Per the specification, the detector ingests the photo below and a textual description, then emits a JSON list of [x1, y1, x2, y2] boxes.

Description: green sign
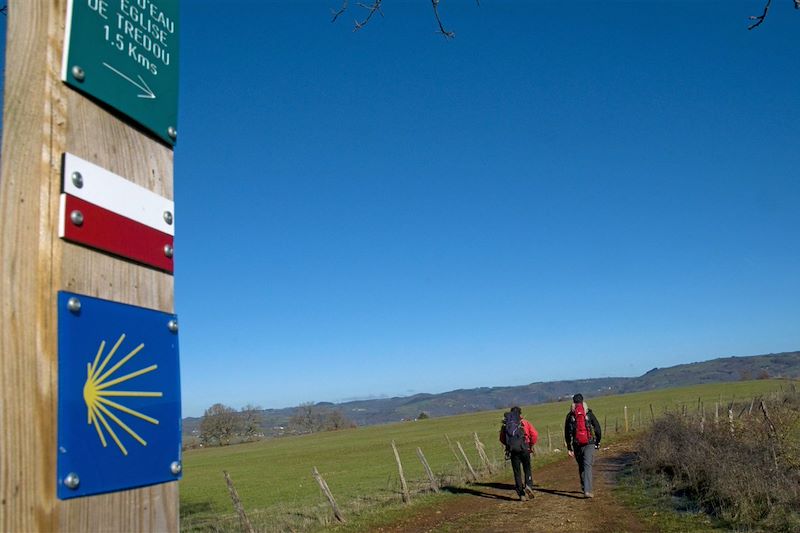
[[62, 0, 179, 146]]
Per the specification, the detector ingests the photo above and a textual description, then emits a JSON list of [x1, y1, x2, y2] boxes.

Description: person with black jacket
[[564, 393, 601, 498]]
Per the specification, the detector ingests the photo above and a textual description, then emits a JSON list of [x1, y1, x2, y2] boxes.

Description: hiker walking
[[499, 406, 538, 501], [564, 393, 602, 498]]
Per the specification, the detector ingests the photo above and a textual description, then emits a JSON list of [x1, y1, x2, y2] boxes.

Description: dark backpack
[[504, 411, 526, 452], [573, 404, 591, 446]]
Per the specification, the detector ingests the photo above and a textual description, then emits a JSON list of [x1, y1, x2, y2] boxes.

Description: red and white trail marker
[[59, 153, 175, 273]]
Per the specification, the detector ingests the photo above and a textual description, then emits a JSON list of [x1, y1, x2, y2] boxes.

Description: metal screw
[[167, 126, 177, 141], [164, 244, 174, 258], [64, 472, 80, 490], [170, 461, 182, 475], [67, 297, 81, 313], [71, 171, 83, 188], [70, 210, 84, 226], [167, 319, 178, 333], [163, 211, 173, 225], [71, 65, 85, 82]]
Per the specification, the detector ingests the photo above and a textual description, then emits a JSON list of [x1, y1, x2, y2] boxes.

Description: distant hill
[[183, 350, 800, 438]]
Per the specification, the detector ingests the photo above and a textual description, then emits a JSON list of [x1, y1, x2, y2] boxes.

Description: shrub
[[635, 388, 800, 531]]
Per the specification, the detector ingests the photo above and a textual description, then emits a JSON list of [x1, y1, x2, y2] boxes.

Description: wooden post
[[547, 426, 552, 452], [391, 440, 411, 504], [715, 402, 719, 426], [758, 402, 779, 471], [728, 408, 734, 435], [0, 2, 177, 531], [312, 467, 346, 523], [624, 406, 629, 432], [473, 432, 494, 474], [223, 471, 255, 533], [615, 417, 619, 433], [456, 441, 479, 481], [445, 433, 464, 470], [416, 447, 439, 493], [649, 404, 655, 425]]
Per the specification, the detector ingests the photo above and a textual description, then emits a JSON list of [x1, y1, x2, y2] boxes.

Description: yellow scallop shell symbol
[[83, 333, 163, 455]]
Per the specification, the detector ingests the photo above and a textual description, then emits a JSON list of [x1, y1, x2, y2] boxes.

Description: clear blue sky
[[171, 1, 800, 417]]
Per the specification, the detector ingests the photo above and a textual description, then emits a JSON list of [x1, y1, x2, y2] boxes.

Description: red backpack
[[573, 403, 590, 446]]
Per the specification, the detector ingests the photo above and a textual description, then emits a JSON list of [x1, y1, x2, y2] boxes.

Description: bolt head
[[170, 461, 182, 475], [64, 472, 80, 489], [163, 211, 173, 225], [70, 210, 84, 226], [71, 171, 83, 188], [167, 126, 177, 140], [163, 244, 174, 258], [67, 297, 81, 313], [71, 65, 85, 82], [167, 319, 178, 333]]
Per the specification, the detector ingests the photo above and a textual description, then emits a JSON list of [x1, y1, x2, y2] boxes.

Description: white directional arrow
[[102, 62, 156, 99]]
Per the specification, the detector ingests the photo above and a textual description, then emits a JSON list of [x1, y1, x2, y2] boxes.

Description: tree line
[[198, 402, 356, 447]]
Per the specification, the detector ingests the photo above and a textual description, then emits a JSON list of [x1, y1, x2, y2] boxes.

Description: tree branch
[[353, 1, 384, 32], [749, 0, 773, 29], [331, 0, 348, 23], [431, 0, 455, 39]]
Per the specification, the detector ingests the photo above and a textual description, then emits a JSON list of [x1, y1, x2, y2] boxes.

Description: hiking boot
[[524, 485, 535, 498], [584, 491, 594, 499], [519, 492, 528, 502]]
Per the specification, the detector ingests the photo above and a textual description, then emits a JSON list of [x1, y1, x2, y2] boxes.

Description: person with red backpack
[[499, 406, 539, 501], [564, 393, 602, 498]]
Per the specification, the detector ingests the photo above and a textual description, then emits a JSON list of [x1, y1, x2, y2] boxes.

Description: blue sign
[[57, 291, 181, 499]]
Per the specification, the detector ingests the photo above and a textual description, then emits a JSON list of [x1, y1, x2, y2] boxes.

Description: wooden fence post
[[624, 406, 629, 432], [444, 434, 463, 468], [547, 426, 552, 452], [0, 2, 179, 531], [758, 401, 779, 471], [312, 467, 346, 523], [391, 440, 411, 504], [649, 404, 655, 425], [473, 432, 494, 474], [417, 447, 439, 492], [223, 471, 255, 533], [456, 441, 479, 481]]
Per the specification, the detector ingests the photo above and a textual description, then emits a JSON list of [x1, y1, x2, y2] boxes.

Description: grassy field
[[180, 379, 795, 531]]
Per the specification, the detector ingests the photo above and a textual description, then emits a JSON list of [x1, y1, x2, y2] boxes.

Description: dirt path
[[375, 441, 648, 533]]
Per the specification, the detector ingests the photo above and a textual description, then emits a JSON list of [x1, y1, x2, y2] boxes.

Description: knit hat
[[572, 393, 584, 404]]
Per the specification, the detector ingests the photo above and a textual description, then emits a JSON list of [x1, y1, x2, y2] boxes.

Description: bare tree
[[324, 409, 356, 430], [199, 403, 241, 446], [290, 402, 322, 433], [240, 404, 263, 441], [290, 402, 355, 433]]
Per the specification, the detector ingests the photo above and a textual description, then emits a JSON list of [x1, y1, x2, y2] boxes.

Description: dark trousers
[[509, 449, 532, 495], [574, 444, 595, 494]]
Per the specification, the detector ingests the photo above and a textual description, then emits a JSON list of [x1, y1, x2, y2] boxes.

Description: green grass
[[180, 379, 794, 531], [614, 471, 730, 533]]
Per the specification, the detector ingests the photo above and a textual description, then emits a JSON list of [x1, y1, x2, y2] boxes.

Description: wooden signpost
[[1, 1, 181, 530]]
